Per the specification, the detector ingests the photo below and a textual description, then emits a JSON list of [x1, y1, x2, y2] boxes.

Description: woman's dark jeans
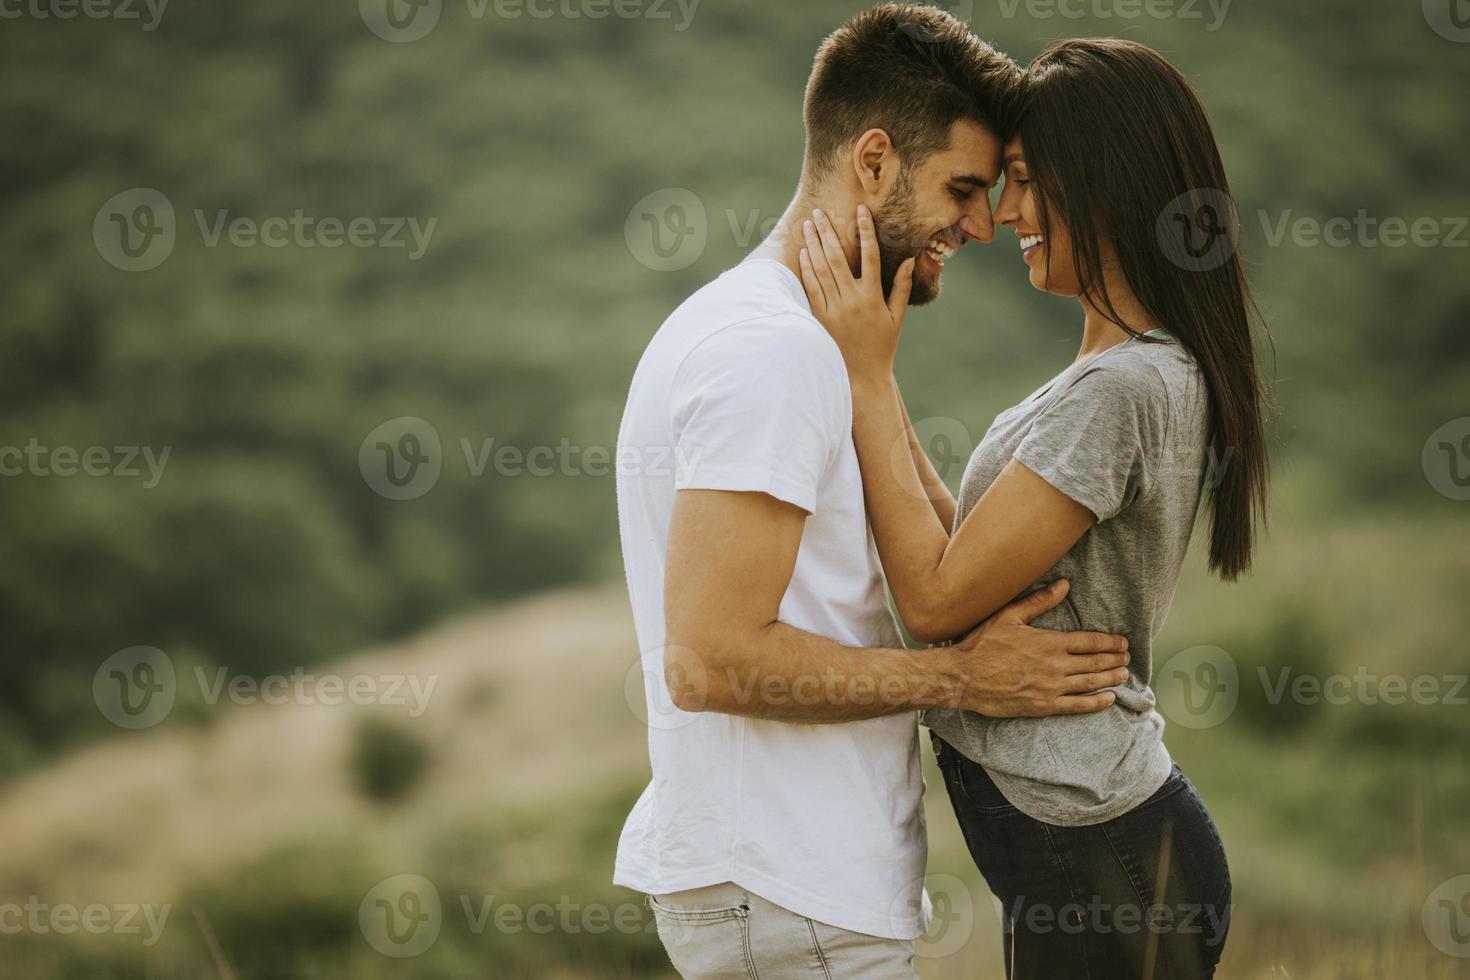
[[933, 735, 1232, 980]]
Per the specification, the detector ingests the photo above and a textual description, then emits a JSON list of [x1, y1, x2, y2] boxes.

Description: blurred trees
[[0, 0, 1465, 767]]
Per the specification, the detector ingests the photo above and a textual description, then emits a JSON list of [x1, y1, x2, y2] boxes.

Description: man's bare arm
[[662, 488, 1129, 723]]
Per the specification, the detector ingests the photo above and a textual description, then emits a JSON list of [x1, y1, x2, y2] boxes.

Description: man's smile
[[923, 225, 966, 268]]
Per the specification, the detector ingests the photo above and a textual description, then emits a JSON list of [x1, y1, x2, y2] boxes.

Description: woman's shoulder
[[1092, 335, 1203, 396], [1072, 335, 1207, 432]]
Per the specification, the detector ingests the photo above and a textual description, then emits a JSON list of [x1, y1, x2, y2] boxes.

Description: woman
[[796, 39, 1267, 979]]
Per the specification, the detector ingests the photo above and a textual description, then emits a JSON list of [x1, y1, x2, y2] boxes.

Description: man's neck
[[746, 190, 861, 282]]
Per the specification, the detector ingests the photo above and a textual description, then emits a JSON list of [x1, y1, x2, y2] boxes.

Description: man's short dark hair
[[802, 4, 1021, 181]]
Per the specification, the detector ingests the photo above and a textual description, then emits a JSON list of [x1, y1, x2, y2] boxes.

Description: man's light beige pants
[[648, 881, 918, 979]]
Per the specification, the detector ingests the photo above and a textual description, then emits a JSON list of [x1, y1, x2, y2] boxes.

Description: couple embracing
[[614, 4, 1267, 977]]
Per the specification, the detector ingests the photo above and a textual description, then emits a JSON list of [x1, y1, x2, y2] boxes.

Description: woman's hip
[[933, 735, 1231, 979]]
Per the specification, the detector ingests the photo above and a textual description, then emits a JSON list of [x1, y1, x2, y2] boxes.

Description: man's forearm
[[669, 620, 964, 723]]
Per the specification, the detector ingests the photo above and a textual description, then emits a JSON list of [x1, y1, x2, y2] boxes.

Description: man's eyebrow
[[950, 174, 993, 189]]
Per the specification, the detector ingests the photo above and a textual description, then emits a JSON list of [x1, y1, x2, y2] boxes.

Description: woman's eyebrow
[[1003, 152, 1026, 166]]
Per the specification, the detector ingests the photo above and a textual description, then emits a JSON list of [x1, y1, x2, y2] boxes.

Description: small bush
[[349, 716, 429, 804]]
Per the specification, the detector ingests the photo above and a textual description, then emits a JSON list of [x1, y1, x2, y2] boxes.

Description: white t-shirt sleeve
[[670, 316, 849, 514]]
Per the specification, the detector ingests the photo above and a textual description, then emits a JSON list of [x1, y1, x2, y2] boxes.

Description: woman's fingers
[[811, 210, 852, 294], [856, 204, 881, 293], [797, 247, 827, 313], [801, 219, 841, 303], [888, 257, 914, 325]]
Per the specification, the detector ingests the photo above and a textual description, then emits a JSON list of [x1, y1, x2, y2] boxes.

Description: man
[[613, 5, 1131, 976]]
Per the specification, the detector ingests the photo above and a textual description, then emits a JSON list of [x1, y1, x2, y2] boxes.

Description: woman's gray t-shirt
[[922, 333, 1210, 826]]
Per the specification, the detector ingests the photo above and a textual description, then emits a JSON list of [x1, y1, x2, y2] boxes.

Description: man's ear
[[851, 128, 899, 198]]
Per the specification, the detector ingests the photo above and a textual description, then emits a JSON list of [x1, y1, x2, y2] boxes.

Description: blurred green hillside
[[1, 0, 1466, 765], [2, 570, 1468, 979]]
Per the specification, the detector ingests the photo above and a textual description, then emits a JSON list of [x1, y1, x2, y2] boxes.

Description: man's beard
[[872, 170, 942, 306]]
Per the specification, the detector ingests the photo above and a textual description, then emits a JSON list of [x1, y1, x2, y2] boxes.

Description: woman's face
[[994, 136, 1083, 298]]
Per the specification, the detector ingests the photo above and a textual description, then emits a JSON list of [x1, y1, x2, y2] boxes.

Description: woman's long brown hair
[[1015, 38, 1270, 580]]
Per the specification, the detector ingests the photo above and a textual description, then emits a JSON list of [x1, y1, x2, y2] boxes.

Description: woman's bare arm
[[894, 382, 958, 531], [799, 206, 1096, 643]]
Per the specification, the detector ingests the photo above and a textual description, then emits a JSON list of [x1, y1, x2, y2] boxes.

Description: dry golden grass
[[1, 579, 1465, 978]]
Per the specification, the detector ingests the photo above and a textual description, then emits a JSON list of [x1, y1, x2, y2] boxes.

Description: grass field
[[2, 501, 1468, 979]]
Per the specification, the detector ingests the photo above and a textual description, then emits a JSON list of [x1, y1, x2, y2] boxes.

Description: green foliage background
[[0, 0, 1468, 976], [3, 0, 1465, 762]]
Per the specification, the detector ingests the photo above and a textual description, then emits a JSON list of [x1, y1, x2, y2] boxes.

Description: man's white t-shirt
[[613, 258, 930, 941]]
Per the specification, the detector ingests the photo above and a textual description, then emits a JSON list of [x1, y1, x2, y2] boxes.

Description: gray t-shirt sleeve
[[1012, 359, 1171, 522]]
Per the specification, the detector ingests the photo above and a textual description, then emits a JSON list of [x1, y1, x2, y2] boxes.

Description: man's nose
[[962, 211, 995, 245]]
